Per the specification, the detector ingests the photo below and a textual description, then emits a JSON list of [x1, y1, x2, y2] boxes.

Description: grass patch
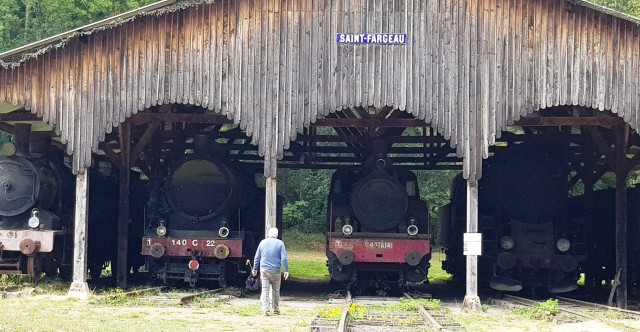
[[317, 306, 342, 320], [367, 298, 442, 312], [283, 231, 329, 281], [428, 249, 452, 284], [514, 299, 560, 321]]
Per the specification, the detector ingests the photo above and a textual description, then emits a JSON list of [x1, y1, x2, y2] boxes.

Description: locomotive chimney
[[193, 134, 212, 155], [29, 133, 51, 157], [14, 123, 31, 157]]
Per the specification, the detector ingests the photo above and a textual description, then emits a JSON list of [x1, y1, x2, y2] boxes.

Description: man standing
[[252, 227, 290, 316]]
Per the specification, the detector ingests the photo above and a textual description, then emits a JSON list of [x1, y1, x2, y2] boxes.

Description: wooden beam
[[312, 117, 429, 128], [131, 113, 232, 125], [624, 150, 640, 174], [67, 170, 91, 299], [513, 117, 624, 127], [98, 141, 121, 169], [117, 121, 131, 290], [586, 127, 616, 169], [0, 111, 40, 121], [615, 124, 629, 309], [296, 134, 449, 144], [131, 122, 160, 164]]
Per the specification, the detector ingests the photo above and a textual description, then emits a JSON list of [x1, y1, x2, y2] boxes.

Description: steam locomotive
[[568, 187, 640, 292], [0, 135, 143, 281], [326, 156, 431, 285], [141, 135, 263, 287], [0, 138, 74, 280], [440, 143, 586, 293]]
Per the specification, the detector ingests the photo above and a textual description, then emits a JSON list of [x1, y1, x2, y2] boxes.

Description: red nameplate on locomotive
[[141, 237, 243, 257], [328, 237, 430, 263], [0, 230, 67, 253]]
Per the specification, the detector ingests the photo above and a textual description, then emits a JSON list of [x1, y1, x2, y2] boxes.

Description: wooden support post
[[615, 124, 629, 309], [67, 170, 91, 299], [117, 121, 131, 290], [265, 177, 277, 238], [583, 174, 596, 292], [462, 180, 482, 310]]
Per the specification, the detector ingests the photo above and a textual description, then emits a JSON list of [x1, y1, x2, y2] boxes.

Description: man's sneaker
[[263, 312, 270, 316], [273, 311, 280, 315]]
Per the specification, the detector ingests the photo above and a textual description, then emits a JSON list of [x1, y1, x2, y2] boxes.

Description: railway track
[[329, 291, 465, 332], [122, 287, 231, 305], [493, 294, 640, 326]]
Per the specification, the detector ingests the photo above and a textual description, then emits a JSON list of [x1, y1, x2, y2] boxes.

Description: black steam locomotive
[[568, 187, 640, 292], [441, 143, 586, 293], [141, 135, 263, 287], [326, 156, 431, 285], [0, 139, 74, 280]]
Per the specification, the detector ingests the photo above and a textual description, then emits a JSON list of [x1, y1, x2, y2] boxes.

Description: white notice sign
[[463, 233, 482, 256]]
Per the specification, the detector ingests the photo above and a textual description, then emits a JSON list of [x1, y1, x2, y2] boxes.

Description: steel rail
[[503, 295, 592, 321], [108, 286, 166, 299], [337, 291, 352, 332], [556, 296, 640, 317], [404, 292, 448, 332], [179, 288, 222, 305]]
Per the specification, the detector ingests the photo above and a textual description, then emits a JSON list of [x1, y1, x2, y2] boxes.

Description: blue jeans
[[260, 270, 281, 313]]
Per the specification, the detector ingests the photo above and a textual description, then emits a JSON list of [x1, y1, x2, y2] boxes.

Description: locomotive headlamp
[[499, 235, 515, 250], [342, 224, 353, 236], [219, 227, 230, 238], [156, 225, 167, 237], [407, 225, 419, 236], [28, 209, 40, 229], [556, 238, 571, 252]]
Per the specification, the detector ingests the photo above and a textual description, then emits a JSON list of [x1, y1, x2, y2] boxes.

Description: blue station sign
[[336, 33, 407, 45]]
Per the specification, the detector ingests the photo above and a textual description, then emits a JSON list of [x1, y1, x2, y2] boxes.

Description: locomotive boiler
[[326, 156, 431, 285], [0, 138, 74, 280], [142, 135, 263, 287], [441, 143, 586, 293]]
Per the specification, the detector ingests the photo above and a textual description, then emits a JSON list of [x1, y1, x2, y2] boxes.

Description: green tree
[[590, 0, 640, 17], [0, 0, 157, 52], [278, 169, 331, 233]]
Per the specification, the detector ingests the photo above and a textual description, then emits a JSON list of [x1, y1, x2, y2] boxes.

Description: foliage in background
[[0, 0, 157, 52], [278, 169, 331, 233], [591, 0, 640, 17], [0, 131, 11, 145]]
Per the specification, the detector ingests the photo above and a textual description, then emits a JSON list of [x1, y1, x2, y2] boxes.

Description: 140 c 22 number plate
[[146, 238, 217, 247]]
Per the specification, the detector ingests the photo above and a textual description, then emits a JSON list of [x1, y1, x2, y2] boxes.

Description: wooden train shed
[[0, 0, 640, 308]]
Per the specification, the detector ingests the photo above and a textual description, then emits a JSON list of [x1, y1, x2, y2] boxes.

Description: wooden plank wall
[[0, 0, 638, 182]]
